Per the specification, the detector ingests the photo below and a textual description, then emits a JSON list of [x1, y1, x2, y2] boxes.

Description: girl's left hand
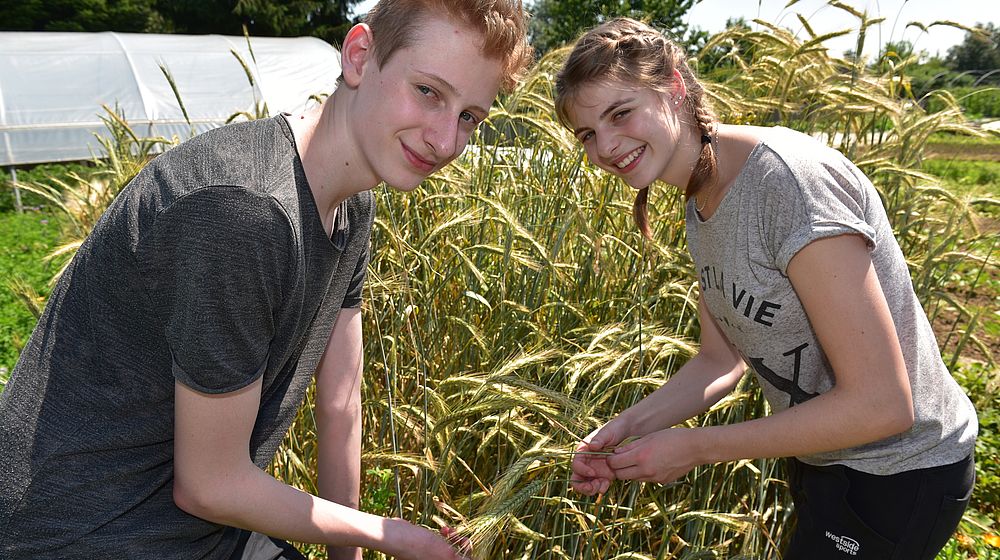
[[605, 427, 701, 484]]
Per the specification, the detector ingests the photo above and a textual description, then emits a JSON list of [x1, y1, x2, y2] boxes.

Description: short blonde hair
[[364, 0, 532, 92]]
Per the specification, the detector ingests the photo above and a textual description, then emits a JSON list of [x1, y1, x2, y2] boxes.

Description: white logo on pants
[[825, 531, 860, 556]]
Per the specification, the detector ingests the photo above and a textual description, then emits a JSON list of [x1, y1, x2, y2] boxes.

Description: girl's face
[[565, 80, 687, 190]]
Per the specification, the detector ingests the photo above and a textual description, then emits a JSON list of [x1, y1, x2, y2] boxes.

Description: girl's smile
[[613, 145, 645, 172]]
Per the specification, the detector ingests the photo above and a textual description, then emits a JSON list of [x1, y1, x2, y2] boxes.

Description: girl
[[556, 18, 977, 560]]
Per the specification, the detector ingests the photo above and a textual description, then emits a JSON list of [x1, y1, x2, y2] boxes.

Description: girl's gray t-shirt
[[0, 115, 374, 557], [685, 126, 977, 475]]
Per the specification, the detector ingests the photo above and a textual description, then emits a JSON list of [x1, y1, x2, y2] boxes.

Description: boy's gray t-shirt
[[0, 115, 374, 558], [685, 126, 976, 475]]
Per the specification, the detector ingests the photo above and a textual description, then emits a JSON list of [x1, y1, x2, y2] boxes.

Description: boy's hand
[[440, 526, 472, 556], [382, 519, 472, 560]]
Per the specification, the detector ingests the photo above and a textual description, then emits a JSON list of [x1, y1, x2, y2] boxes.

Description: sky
[[350, 0, 994, 59]]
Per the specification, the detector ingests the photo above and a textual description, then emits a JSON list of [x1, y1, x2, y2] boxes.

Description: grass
[[0, 162, 95, 213], [922, 159, 1000, 199], [0, 211, 62, 381]]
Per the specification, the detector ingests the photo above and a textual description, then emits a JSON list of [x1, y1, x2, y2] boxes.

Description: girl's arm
[[570, 295, 746, 495], [695, 233, 914, 460], [612, 296, 748, 437], [606, 234, 914, 483]]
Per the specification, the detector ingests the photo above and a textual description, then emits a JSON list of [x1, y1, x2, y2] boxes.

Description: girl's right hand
[[570, 423, 625, 496], [382, 519, 472, 560]]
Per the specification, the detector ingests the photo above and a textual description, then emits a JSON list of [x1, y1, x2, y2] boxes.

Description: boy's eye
[[578, 131, 594, 142], [417, 84, 434, 96], [613, 109, 630, 120], [459, 111, 478, 125]]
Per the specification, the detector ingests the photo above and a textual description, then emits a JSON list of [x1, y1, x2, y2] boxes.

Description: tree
[[527, 0, 700, 56], [156, 1, 356, 45], [0, 0, 157, 32], [696, 17, 752, 74], [0, 0, 359, 45], [946, 23, 1000, 76]]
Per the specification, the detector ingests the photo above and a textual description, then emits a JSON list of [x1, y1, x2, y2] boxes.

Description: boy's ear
[[341, 23, 374, 88]]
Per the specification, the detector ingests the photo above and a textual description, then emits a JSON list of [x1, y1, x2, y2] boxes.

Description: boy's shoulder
[[130, 116, 299, 204]]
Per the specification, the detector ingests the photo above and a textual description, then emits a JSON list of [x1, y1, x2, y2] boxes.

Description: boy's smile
[[352, 15, 504, 191]]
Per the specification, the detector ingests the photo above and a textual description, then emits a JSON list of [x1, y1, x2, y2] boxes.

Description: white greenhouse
[[0, 31, 342, 167]]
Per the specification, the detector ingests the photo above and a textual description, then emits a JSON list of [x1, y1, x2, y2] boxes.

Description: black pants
[[228, 531, 308, 560], [784, 453, 975, 559]]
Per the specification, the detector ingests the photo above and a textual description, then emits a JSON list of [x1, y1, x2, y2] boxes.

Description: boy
[[0, 1, 532, 558]]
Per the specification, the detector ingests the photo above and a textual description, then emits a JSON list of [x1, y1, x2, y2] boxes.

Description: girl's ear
[[341, 23, 374, 88], [669, 68, 688, 106]]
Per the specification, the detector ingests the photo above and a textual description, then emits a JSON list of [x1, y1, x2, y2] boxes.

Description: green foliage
[[0, 0, 359, 45], [957, 363, 1000, 517], [527, 0, 699, 55], [157, 0, 357, 45], [360, 467, 396, 517], [0, 212, 62, 378], [947, 23, 1000, 76], [925, 87, 1000, 119], [0, 162, 94, 213], [0, 0, 158, 32], [922, 159, 1000, 199], [906, 56, 953, 99]]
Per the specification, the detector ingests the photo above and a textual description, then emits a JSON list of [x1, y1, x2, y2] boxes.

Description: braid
[[633, 187, 651, 239], [686, 104, 718, 200]]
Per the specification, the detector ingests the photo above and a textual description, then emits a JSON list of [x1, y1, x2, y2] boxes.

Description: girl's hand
[[605, 427, 700, 485], [570, 423, 625, 496]]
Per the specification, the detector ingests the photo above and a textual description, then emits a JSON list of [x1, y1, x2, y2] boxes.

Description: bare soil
[[926, 141, 1000, 162]]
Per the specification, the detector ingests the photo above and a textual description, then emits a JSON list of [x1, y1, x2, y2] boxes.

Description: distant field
[[927, 131, 1000, 163]]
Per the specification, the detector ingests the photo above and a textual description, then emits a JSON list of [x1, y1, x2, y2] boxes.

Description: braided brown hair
[[554, 18, 717, 239]]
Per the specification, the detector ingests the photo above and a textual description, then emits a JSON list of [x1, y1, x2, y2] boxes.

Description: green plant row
[[925, 87, 1000, 120]]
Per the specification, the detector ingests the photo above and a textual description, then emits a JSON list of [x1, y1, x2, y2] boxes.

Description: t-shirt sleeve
[[760, 150, 878, 274], [340, 191, 374, 309], [136, 187, 296, 394], [341, 241, 369, 309]]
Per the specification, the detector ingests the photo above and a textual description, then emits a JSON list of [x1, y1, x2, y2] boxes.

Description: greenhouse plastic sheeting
[[0, 32, 341, 166]]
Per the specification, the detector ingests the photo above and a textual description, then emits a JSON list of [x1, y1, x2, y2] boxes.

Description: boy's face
[[352, 15, 504, 191]]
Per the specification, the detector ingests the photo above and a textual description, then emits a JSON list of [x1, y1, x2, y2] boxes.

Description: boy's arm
[[315, 307, 364, 560], [172, 353, 466, 559]]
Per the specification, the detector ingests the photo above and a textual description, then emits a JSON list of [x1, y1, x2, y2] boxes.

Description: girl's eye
[[460, 111, 478, 124], [613, 109, 630, 121], [417, 85, 434, 97], [578, 131, 594, 142]]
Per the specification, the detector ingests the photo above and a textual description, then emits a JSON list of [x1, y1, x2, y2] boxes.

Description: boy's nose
[[424, 114, 460, 161]]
